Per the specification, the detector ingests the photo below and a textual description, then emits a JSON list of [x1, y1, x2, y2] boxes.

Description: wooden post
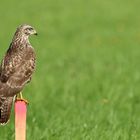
[[15, 100, 27, 140]]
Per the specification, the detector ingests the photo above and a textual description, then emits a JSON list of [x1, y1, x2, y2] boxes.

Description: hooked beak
[[33, 29, 38, 35]]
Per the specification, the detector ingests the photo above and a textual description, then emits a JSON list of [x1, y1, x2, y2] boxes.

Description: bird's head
[[16, 24, 37, 37]]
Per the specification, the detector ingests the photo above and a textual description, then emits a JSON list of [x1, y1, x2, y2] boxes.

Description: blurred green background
[[0, 0, 140, 139]]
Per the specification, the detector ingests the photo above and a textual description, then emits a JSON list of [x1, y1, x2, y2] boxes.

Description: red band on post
[[15, 101, 27, 140]]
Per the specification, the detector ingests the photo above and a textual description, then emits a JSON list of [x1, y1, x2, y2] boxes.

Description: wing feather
[[0, 44, 23, 83], [0, 96, 14, 125]]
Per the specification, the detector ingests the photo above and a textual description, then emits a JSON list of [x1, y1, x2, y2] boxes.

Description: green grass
[[0, 0, 140, 139]]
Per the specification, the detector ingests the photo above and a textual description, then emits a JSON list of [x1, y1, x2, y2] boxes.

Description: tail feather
[[0, 97, 14, 125]]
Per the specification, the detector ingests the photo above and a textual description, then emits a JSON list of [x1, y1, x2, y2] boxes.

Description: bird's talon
[[16, 92, 29, 105], [15, 98, 29, 105]]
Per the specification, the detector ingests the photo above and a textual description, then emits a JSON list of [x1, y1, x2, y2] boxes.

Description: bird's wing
[[0, 96, 13, 125], [0, 45, 35, 97], [0, 44, 24, 83], [7, 46, 35, 87]]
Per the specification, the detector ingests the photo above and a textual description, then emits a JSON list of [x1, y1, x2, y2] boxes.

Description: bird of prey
[[0, 24, 37, 125]]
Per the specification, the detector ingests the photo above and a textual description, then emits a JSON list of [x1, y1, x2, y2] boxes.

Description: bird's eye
[[28, 27, 33, 31]]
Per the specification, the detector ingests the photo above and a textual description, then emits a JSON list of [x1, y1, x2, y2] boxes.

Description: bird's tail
[[0, 96, 14, 125]]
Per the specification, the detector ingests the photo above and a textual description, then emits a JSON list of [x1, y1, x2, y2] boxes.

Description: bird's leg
[[16, 92, 29, 104]]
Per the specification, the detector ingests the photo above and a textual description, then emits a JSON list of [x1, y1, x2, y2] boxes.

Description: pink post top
[[15, 100, 27, 140]]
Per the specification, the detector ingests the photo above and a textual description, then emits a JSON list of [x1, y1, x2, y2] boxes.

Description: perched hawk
[[0, 24, 37, 125]]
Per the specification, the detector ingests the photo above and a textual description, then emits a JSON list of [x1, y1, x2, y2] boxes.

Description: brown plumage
[[0, 24, 37, 125]]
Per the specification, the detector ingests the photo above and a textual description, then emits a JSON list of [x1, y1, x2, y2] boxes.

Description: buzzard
[[0, 24, 37, 125]]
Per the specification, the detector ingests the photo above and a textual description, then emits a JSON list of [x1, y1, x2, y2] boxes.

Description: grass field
[[0, 0, 140, 139]]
